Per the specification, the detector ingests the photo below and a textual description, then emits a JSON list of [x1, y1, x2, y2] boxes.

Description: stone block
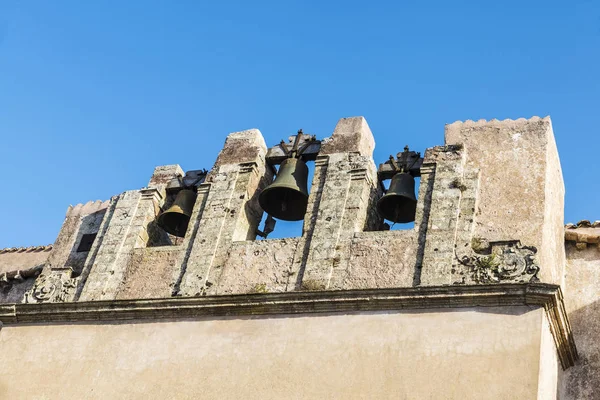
[[213, 129, 267, 167], [148, 164, 184, 188], [320, 117, 375, 157], [329, 230, 417, 289], [216, 238, 300, 295]]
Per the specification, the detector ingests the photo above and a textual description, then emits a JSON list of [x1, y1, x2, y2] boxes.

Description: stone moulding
[[0, 283, 577, 369]]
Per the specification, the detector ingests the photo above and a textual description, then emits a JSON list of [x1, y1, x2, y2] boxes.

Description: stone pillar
[[148, 165, 185, 190], [177, 129, 268, 296], [77, 166, 183, 301], [296, 117, 378, 289], [418, 146, 467, 286]]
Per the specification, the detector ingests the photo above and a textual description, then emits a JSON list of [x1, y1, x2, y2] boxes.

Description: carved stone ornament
[[23, 269, 79, 303], [457, 240, 540, 284]]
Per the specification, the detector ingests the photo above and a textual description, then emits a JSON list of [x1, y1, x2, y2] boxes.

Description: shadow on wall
[[0, 277, 37, 303], [559, 298, 600, 399]]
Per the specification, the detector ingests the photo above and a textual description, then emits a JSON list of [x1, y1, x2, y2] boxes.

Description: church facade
[[0, 116, 596, 399]]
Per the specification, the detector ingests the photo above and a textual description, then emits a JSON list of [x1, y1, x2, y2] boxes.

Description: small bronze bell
[[157, 189, 197, 237], [259, 158, 309, 221], [377, 172, 417, 223]]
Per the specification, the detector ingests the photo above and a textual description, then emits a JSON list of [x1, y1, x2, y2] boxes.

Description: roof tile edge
[[0, 245, 53, 254], [445, 116, 550, 126]]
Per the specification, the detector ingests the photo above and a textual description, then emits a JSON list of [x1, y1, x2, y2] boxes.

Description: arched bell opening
[[255, 130, 321, 240], [157, 189, 197, 238], [256, 160, 315, 240], [151, 169, 207, 246], [376, 146, 423, 232], [379, 175, 421, 231]]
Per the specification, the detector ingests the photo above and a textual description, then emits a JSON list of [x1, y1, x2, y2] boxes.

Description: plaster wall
[[559, 242, 600, 399], [0, 307, 551, 400], [538, 312, 560, 399], [0, 248, 50, 274]]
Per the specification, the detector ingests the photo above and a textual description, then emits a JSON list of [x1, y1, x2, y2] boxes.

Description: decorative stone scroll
[[23, 269, 79, 303], [456, 240, 540, 284]]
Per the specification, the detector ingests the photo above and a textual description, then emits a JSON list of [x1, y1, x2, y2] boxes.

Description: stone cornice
[[0, 283, 577, 369]]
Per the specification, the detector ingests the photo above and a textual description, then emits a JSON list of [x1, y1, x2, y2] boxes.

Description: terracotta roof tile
[[565, 220, 600, 248], [0, 245, 53, 254]]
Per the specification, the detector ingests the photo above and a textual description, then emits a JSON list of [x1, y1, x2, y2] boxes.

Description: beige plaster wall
[[0, 248, 51, 275], [538, 311, 560, 399], [560, 243, 600, 399], [0, 307, 551, 400]]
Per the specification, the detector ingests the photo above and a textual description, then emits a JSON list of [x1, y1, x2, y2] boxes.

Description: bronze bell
[[259, 158, 309, 221], [157, 189, 197, 237], [377, 172, 417, 223]]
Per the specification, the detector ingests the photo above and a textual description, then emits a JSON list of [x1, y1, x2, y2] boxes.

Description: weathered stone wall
[[46, 200, 109, 275], [116, 246, 183, 300], [445, 117, 564, 284], [331, 230, 417, 289], [216, 238, 299, 295], [177, 129, 270, 297], [11, 116, 566, 302], [78, 166, 185, 302], [0, 307, 553, 400], [560, 226, 600, 399]]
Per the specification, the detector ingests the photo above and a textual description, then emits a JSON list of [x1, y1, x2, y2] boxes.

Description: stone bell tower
[[0, 116, 591, 399]]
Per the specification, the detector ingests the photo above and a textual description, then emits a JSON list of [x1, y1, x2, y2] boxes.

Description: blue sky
[[1, 0, 598, 247]]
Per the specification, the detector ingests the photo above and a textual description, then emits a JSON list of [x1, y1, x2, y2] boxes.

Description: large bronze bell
[[377, 172, 417, 223], [259, 158, 309, 221], [157, 189, 197, 237]]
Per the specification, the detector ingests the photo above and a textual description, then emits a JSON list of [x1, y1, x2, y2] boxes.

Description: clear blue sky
[[1, 0, 598, 247]]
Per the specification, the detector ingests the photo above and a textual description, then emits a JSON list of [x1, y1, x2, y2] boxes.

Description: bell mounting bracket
[[165, 169, 208, 194], [265, 130, 321, 166], [378, 146, 423, 181]]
